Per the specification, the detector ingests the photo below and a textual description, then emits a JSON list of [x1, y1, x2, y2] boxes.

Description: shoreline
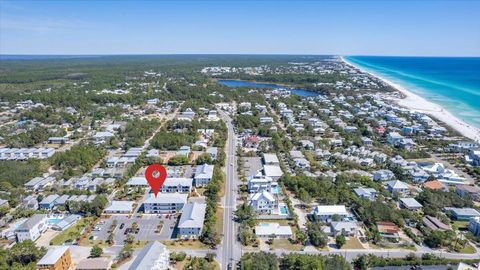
[[341, 56, 480, 143]]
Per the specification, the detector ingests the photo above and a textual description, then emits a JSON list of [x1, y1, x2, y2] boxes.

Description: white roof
[[387, 180, 410, 190], [250, 190, 275, 202], [105, 201, 134, 212], [177, 203, 206, 229], [255, 223, 292, 236], [37, 246, 69, 265], [263, 153, 279, 164], [194, 164, 214, 179], [163, 177, 193, 187], [313, 205, 348, 216], [142, 193, 188, 204], [400, 198, 422, 208], [263, 165, 283, 177], [127, 177, 148, 186]]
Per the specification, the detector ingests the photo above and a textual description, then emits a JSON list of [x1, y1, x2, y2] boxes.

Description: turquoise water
[[279, 204, 289, 216], [48, 218, 62, 224], [345, 56, 480, 128], [271, 186, 281, 194], [218, 79, 319, 97]]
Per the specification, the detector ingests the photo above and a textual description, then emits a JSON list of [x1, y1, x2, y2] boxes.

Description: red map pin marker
[[145, 164, 167, 197]]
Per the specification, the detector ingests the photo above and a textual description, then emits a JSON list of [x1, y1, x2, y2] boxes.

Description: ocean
[[345, 56, 480, 128]]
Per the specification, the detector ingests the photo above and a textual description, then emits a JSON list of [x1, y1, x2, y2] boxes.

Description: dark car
[[119, 223, 125, 229]]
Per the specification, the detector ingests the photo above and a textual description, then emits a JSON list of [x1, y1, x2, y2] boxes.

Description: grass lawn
[[270, 239, 303, 251], [51, 217, 94, 245], [342, 237, 365, 249], [456, 243, 476, 254], [173, 258, 220, 270], [215, 206, 224, 235], [451, 221, 470, 230], [78, 235, 111, 249], [161, 240, 209, 250]]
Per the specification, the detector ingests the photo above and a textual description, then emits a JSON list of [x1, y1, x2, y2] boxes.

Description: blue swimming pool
[[271, 186, 281, 194], [279, 204, 289, 216], [48, 218, 62, 225]]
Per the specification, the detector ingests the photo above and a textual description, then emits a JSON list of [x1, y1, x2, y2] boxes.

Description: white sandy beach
[[341, 56, 480, 143]]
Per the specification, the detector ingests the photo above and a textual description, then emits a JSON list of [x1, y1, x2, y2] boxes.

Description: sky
[[1, 0, 479, 56]]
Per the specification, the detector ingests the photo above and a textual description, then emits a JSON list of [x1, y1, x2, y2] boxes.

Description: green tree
[[90, 245, 103, 258], [335, 234, 346, 248]]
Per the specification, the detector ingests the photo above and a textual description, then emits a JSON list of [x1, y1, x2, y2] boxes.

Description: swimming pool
[[271, 186, 281, 194], [278, 204, 289, 216], [47, 218, 62, 225]]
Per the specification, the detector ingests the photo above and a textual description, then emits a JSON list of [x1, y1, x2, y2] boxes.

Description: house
[[456, 185, 480, 201], [104, 201, 134, 214], [372, 169, 395, 181], [244, 136, 260, 148], [422, 215, 451, 231], [128, 241, 169, 270], [37, 246, 71, 270], [467, 149, 480, 166], [362, 137, 373, 146], [206, 147, 218, 160], [177, 202, 206, 239], [76, 258, 112, 270], [263, 153, 280, 165], [142, 193, 188, 214], [93, 131, 114, 144], [255, 223, 293, 239], [177, 108, 195, 121], [386, 132, 404, 146], [294, 158, 310, 170], [39, 194, 60, 210], [376, 221, 400, 241], [353, 187, 377, 201], [423, 180, 448, 191], [386, 180, 410, 195], [469, 217, 480, 237], [312, 205, 348, 222], [15, 214, 48, 242], [51, 215, 81, 231], [193, 164, 214, 187], [259, 117, 274, 124], [47, 137, 69, 144], [22, 195, 38, 210], [330, 221, 359, 236], [299, 140, 314, 150], [0, 199, 8, 208], [263, 165, 283, 181], [160, 178, 193, 193], [399, 198, 423, 211], [249, 190, 277, 214], [176, 146, 191, 157], [247, 174, 274, 193], [446, 207, 480, 221]]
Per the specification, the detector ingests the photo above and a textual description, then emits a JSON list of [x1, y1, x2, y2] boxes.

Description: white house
[[247, 174, 274, 193], [249, 190, 277, 214], [177, 202, 206, 239], [330, 221, 359, 236], [104, 201, 134, 214], [312, 205, 349, 222], [128, 241, 170, 270], [353, 187, 377, 201], [15, 214, 47, 242], [386, 180, 410, 195], [142, 193, 188, 214], [399, 198, 423, 211], [194, 164, 214, 187], [255, 223, 293, 239]]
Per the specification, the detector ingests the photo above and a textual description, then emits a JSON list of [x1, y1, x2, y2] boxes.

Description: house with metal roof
[[399, 198, 423, 211], [249, 190, 277, 214], [255, 222, 293, 239], [312, 205, 349, 222], [128, 241, 169, 270], [51, 215, 81, 231], [177, 202, 206, 239], [15, 214, 47, 242], [193, 164, 214, 187], [37, 246, 71, 270], [104, 201, 134, 214]]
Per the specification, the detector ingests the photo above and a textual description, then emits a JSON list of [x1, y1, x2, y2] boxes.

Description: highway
[[219, 109, 240, 269]]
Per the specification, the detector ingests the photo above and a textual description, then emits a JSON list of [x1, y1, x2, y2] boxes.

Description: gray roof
[[448, 207, 480, 217], [178, 203, 206, 229], [400, 198, 422, 208], [128, 241, 168, 270], [37, 246, 69, 265], [16, 214, 46, 231]]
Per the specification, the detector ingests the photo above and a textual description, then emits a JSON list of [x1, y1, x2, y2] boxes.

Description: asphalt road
[[219, 110, 240, 269]]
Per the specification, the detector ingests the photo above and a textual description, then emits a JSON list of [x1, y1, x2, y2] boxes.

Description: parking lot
[[91, 214, 177, 244]]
